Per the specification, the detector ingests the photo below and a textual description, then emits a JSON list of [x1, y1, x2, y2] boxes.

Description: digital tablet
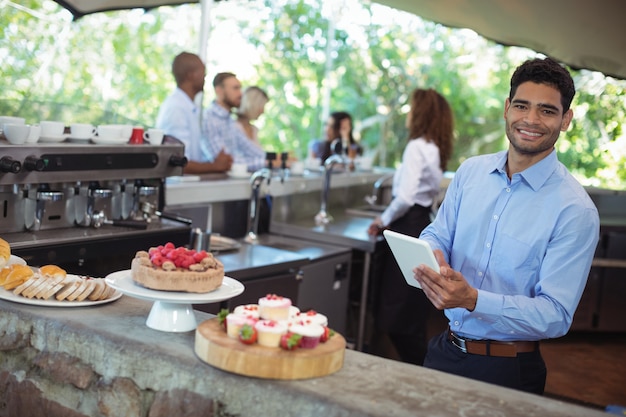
[[383, 229, 440, 289]]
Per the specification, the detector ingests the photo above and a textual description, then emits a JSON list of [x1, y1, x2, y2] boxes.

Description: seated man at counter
[[202, 72, 267, 172], [156, 52, 233, 174], [414, 57, 600, 394]]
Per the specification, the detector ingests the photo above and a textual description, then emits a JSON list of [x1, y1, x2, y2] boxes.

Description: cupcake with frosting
[[289, 321, 325, 349], [258, 294, 292, 321], [233, 304, 260, 320], [226, 313, 257, 339], [255, 319, 288, 347], [288, 305, 301, 319], [295, 310, 328, 327]]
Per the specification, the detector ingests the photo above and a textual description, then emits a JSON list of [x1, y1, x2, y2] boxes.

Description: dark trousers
[[375, 204, 434, 366], [423, 331, 547, 394]]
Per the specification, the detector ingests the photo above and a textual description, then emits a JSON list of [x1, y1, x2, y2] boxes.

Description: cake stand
[[105, 270, 244, 332]]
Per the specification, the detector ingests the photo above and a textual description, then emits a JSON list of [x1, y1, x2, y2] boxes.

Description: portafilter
[[140, 202, 193, 225]]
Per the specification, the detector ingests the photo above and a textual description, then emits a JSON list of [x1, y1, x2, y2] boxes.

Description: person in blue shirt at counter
[[414, 57, 600, 394], [202, 72, 267, 172], [156, 52, 233, 174]]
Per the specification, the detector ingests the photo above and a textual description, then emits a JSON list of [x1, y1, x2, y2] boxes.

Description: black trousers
[[423, 331, 547, 394], [375, 204, 435, 366]]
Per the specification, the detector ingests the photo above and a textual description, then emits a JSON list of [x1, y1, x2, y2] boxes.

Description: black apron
[[376, 204, 433, 334]]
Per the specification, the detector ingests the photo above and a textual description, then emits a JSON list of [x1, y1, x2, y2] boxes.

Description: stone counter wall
[[0, 297, 606, 417]]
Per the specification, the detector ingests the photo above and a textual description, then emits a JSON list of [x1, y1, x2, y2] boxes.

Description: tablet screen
[[383, 230, 440, 289]]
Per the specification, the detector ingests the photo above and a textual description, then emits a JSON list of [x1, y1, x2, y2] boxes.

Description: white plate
[[105, 270, 244, 304], [105, 270, 244, 332], [0, 274, 122, 307], [8, 255, 26, 266], [91, 137, 127, 145], [39, 134, 69, 143]]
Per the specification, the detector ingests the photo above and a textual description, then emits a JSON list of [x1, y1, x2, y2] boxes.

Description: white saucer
[[91, 137, 127, 145], [228, 172, 250, 179], [67, 136, 94, 143], [39, 134, 69, 143]]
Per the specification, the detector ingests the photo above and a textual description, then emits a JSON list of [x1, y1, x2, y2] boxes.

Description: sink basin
[[344, 204, 387, 218]]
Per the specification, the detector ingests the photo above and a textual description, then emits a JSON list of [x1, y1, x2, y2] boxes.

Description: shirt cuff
[[471, 289, 503, 324]]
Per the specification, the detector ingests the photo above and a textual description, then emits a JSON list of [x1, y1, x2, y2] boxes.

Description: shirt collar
[[173, 88, 197, 111], [492, 149, 558, 191], [210, 100, 232, 119]]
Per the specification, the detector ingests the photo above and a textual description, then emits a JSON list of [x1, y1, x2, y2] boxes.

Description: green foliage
[[1, 0, 624, 189]]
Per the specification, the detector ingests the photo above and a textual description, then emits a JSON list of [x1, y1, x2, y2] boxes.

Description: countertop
[[165, 168, 389, 206], [0, 295, 606, 417]]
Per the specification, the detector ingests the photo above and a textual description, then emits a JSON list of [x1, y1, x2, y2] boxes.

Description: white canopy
[[53, 0, 626, 79]]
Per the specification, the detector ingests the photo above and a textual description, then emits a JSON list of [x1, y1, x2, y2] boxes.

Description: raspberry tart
[[131, 243, 224, 293]]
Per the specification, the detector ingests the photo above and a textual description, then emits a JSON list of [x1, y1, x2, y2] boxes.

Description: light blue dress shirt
[[420, 149, 600, 341], [380, 137, 442, 227], [202, 101, 266, 171], [155, 88, 203, 161]]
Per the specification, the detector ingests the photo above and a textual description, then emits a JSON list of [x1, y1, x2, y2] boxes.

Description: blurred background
[[2, 0, 625, 188]]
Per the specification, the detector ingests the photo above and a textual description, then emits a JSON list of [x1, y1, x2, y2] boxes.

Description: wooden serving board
[[195, 318, 346, 380]]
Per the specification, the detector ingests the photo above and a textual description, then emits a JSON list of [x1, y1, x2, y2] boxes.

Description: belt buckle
[[450, 331, 468, 353]]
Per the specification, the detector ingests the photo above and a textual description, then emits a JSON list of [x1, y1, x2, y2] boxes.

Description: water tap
[[364, 172, 395, 206], [314, 154, 345, 226], [245, 168, 272, 243]]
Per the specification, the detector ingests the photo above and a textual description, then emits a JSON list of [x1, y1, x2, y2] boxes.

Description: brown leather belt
[[447, 328, 539, 358]]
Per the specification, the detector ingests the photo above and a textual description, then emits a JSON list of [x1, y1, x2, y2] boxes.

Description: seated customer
[[236, 86, 269, 149], [309, 111, 362, 163], [156, 52, 232, 174], [202, 73, 267, 172]]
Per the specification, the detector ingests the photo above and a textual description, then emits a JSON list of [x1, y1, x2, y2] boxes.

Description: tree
[[2, 0, 624, 188]]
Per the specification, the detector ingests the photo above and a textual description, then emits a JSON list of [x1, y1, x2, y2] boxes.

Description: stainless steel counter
[[217, 241, 310, 281], [271, 213, 385, 350]]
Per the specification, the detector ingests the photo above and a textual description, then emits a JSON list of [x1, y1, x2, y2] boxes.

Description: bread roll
[[0, 238, 10, 269], [3, 265, 34, 291], [39, 265, 67, 279]]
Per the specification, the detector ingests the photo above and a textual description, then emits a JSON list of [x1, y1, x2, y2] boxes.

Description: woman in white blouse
[[367, 88, 454, 365]]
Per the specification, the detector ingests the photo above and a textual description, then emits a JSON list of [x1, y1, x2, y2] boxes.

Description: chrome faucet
[[364, 172, 394, 206], [314, 154, 345, 226], [245, 168, 272, 243]]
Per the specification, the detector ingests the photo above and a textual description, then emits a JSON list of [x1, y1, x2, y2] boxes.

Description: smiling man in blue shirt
[[415, 57, 600, 394]]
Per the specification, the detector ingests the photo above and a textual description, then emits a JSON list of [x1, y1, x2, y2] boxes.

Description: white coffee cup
[[97, 125, 123, 141], [109, 124, 133, 140], [4, 123, 31, 145], [229, 162, 248, 177], [358, 156, 373, 171], [0, 116, 25, 130], [40, 121, 65, 138], [26, 124, 41, 143], [290, 160, 304, 175], [305, 157, 321, 170], [70, 123, 97, 140], [143, 128, 164, 145]]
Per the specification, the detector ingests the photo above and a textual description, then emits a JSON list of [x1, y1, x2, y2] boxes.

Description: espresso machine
[[0, 137, 191, 276]]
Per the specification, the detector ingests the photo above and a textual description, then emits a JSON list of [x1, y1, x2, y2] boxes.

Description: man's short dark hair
[[509, 57, 576, 112], [213, 72, 236, 88]]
